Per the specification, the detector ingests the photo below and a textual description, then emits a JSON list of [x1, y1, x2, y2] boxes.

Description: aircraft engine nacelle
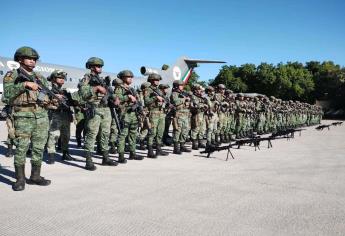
[[140, 66, 161, 76]]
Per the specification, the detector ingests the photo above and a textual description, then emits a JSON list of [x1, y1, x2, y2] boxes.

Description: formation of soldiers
[[2, 47, 323, 191]]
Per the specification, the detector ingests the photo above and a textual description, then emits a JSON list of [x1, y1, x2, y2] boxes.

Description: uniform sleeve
[[3, 71, 26, 103], [114, 87, 129, 103], [170, 92, 184, 106], [144, 88, 157, 106]]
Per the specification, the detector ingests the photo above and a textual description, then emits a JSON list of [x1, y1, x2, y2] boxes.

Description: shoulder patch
[[3, 70, 15, 83]]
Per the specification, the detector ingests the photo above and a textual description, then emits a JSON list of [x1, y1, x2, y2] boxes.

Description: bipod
[[225, 146, 235, 161]]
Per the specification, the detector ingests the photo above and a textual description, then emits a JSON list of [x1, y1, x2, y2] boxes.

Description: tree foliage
[[210, 61, 345, 108]]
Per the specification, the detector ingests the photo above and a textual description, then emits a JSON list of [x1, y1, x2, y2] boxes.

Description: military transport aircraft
[[0, 56, 225, 96]]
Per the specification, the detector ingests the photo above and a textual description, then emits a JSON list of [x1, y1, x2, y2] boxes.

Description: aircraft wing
[[184, 59, 227, 64]]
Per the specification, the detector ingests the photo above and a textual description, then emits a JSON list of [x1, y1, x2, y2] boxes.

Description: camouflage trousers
[[173, 111, 190, 143], [206, 113, 218, 142], [109, 118, 119, 143], [191, 112, 205, 140], [13, 114, 49, 166], [46, 112, 71, 154], [117, 111, 138, 153], [147, 111, 165, 145], [216, 112, 227, 135], [84, 107, 111, 153]]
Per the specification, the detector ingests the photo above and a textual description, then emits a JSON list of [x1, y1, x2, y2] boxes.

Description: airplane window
[[0, 70, 3, 75], [70, 78, 72, 81]]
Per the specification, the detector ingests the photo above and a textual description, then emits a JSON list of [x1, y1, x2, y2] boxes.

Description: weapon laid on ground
[[16, 68, 70, 110], [270, 128, 306, 139], [315, 124, 332, 131], [331, 121, 343, 126], [200, 135, 288, 160]]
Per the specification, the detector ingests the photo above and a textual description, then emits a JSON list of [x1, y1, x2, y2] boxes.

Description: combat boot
[[6, 144, 14, 158], [173, 142, 182, 155], [47, 153, 55, 164], [102, 151, 118, 166], [156, 144, 168, 156], [27, 164, 51, 186], [180, 142, 191, 152], [130, 151, 143, 160], [77, 139, 82, 148], [62, 151, 74, 161], [109, 142, 117, 154], [198, 139, 206, 148], [147, 145, 156, 158], [138, 139, 146, 150], [215, 134, 221, 145], [192, 140, 199, 150], [220, 134, 225, 143], [117, 153, 127, 164], [12, 165, 25, 191], [85, 152, 96, 171]]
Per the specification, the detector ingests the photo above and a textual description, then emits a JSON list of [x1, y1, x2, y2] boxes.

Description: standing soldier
[[79, 57, 118, 171], [214, 84, 226, 143], [137, 82, 151, 150], [3, 46, 51, 191], [190, 84, 207, 150], [170, 80, 191, 154], [74, 81, 86, 148], [144, 74, 169, 158], [114, 70, 143, 162], [46, 70, 74, 164]]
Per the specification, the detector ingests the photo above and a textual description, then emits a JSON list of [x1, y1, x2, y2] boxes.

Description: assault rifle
[[331, 121, 343, 126], [315, 124, 331, 131], [150, 87, 172, 109], [16, 68, 70, 110], [121, 85, 144, 118], [200, 134, 294, 160]]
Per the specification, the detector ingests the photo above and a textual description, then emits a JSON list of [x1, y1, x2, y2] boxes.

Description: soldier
[[79, 57, 118, 171], [114, 70, 143, 161], [46, 70, 74, 164], [190, 84, 207, 150], [170, 80, 191, 154], [214, 84, 226, 143], [204, 86, 218, 148], [144, 74, 169, 158], [235, 93, 246, 138], [137, 82, 151, 150], [3, 46, 51, 191]]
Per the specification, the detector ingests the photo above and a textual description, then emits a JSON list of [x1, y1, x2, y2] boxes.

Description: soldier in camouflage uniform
[[214, 84, 227, 143], [46, 70, 74, 164], [144, 74, 169, 158], [170, 80, 191, 154], [115, 70, 143, 161], [235, 93, 246, 138], [190, 84, 207, 150], [3, 47, 51, 191], [79, 57, 118, 171], [137, 82, 151, 150]]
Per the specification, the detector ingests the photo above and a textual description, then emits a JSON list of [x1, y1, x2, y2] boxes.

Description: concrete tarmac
[[0, 120, 344, 236]]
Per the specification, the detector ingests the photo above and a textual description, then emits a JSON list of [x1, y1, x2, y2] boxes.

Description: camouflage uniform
[[79, 57, 117, 170], [115, 70, 143, 161], [46, 70, 74, 164], [144, 74, 169, 157], [4, 47, 51, 191], [190, 84, 207, 150], [170, 80, 191, 154]]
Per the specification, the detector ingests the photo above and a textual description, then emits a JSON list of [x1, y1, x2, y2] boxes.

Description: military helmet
[[205, 86, 215, 92], [237, 93, 244, 97], [147, 73, 162, 81], [14, 46, 40, 62], [141, 82, 151, 90], [161, 64, 169, 70], [159, 84, 170, 89], [217, 84, 226, 89], [85, 57, 104, 69], [112, 78, 123, 87], [192, 83, 201, 90], [117, 70, 134, 79], [49, 69, 67, 81], [173, 80, 184, 87]]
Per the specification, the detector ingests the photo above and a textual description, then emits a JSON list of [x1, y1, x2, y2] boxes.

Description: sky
[[1, 0, 344, 81]]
